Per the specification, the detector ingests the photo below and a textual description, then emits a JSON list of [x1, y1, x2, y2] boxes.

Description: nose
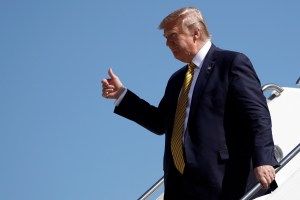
[[166, 38, 172, 47]]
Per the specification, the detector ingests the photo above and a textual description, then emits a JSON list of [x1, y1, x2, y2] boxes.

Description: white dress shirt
[[182, 40, 211, 139]]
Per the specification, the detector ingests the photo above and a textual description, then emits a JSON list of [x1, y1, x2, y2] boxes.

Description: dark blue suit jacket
[[114, 44, 279, 199]]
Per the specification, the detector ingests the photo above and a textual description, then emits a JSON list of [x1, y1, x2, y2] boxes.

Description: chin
[[174, 57, 186, 63], [172, 54, 186, 63]]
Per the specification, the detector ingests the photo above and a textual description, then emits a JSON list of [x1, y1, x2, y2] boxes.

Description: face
[[164, 23, 197, 63]]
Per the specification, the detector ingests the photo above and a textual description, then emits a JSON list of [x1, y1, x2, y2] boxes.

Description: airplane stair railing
[[137, 176, 164, 200], [262, 83, 284, 101], [262, 83, 284, 96], [240, 142, 300, 200]]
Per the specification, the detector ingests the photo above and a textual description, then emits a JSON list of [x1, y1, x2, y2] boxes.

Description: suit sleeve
[[229, 53, 279, 168], [114, 89, 166, 135]]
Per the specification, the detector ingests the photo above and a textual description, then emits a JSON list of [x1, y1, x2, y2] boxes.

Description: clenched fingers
[[254, 165, 276, 189], [102, 79, 115, 98]]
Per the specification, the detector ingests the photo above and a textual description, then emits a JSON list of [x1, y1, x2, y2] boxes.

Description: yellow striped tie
[[171, 62, 196, 174]]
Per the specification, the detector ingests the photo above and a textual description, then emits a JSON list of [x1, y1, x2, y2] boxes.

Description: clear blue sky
[[1, 1, 299, 200]]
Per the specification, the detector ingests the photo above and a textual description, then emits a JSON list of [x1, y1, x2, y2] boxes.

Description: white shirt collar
[[191, 40, 212, 68]]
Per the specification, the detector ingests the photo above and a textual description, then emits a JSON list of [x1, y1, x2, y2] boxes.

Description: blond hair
[[158, 7, 211, 41]]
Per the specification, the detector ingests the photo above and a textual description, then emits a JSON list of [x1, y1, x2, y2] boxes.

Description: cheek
[[177, 42, 190, 53], [173, 40, 186, 50], [176, 37, 190, 47]]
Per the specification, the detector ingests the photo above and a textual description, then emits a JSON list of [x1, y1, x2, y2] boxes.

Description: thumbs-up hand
[[101, 68, 125, 99]]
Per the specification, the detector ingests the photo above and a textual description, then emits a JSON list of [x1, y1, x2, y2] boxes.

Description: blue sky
[[1, 1, 299, 200]]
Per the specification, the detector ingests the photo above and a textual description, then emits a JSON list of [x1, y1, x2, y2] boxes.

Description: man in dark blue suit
[[102, 7, 278, 200]]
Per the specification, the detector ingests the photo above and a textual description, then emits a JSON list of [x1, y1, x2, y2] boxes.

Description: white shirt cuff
[[114, 88, 128, 106]]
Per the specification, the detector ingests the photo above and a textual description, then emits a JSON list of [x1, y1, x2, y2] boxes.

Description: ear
[[193, 28, 201, 41]]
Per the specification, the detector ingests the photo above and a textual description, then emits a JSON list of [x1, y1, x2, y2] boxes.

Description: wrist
[[116, 86, 126, 99]]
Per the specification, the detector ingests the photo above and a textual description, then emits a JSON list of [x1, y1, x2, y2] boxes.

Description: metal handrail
[[296, 77, 300, 85], [138, 176, 164, 200], [240, 142, 300, 200], [262, 84, 284, 96], [262, 83, 284, 93]]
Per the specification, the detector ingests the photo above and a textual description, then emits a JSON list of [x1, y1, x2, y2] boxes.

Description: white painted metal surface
[[268, 87, 300, 157]]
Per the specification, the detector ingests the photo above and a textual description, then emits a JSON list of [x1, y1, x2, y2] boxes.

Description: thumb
[[108, 68, 117, 79]]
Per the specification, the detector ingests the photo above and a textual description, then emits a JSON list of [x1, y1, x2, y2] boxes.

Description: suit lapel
[[189, 44, 218, 120]]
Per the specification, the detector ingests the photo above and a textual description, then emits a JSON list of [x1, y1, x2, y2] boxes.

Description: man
[[102, 7, 278, 200]]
